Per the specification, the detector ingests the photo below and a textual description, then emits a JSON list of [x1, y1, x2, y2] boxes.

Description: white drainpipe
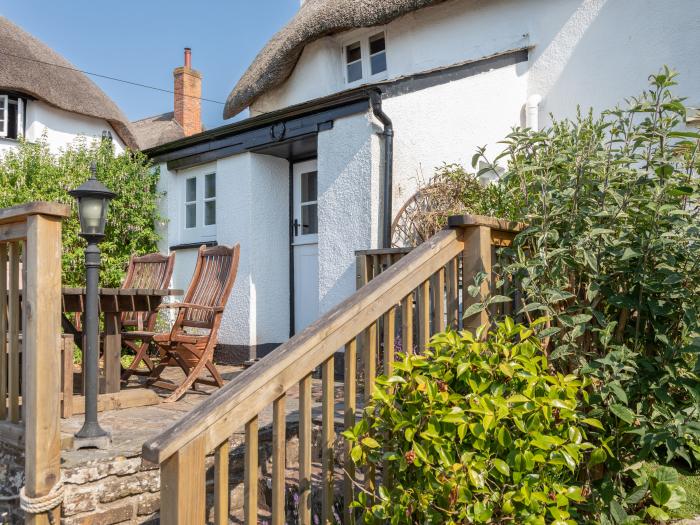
[[526, 94, 542, 130]]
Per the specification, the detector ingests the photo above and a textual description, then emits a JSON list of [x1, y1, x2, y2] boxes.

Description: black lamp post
[[70, 162, 115, 449]]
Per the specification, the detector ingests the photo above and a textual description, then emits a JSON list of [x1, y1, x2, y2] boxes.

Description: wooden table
[[61, 287, 183, 395]]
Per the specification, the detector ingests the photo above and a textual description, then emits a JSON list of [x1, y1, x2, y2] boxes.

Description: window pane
[[205, 173, 216, 199], [301, 204, 318, 235], [370, 52, 387, 75], [185, 203, 196, 228], [301, 171, 317, 203], [369, 34, 385, 55], [204, 200, 216, 226], [347, 61, 362, 83], [185, 178, 196, 202], [346, 42, 361, 64]]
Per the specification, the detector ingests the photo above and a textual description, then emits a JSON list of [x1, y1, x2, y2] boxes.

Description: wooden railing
[[0, 202, 69, 525], [143, 214, 523, 525]]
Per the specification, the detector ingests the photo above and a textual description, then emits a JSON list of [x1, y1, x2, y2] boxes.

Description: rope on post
[[19, 475, 64, 517]]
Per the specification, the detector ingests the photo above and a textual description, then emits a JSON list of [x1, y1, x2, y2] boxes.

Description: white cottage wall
[[159, 153, 289, 351], [317, 112, 381, 313], [253, 0, 700, 126], [24, 100, 126, 154]]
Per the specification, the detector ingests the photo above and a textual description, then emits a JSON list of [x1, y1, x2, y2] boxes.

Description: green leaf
[[620, 248, 640, 261], [581, 418, 605, 430], [609, 500, 628, 524], [362, 437, 380, 449], [645, 505, 670, 522], [651, 481, 672, 506], [350, 445, 362, 463], [412, 441, 429, 463], [610, 404, 635, 425], [463, 302, 486, 318], [492, 458, 510, 476], [588, 447, 607, 467], [488, 295, 512, 304]]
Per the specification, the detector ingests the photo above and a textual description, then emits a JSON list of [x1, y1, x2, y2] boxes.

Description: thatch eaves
[[0, 17, 139, 149], [224, 0, 448, 119]]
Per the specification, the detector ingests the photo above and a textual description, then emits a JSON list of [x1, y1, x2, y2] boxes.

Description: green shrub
[[463, 68, 698, 521], [345, 319, 601, 525], [0, 136, 161, 286]]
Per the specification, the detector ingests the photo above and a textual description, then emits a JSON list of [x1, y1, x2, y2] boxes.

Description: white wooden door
[[292, 159, 319, 334]]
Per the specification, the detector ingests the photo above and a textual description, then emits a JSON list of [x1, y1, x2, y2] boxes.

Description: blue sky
[[3, 1, 300, 128]]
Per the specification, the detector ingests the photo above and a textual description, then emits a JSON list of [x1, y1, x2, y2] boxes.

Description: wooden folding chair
[[119, 252, 175, 381], [147, 244, 240, 402]]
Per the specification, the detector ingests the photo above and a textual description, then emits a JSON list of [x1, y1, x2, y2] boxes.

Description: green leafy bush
[[462, 68, 698, 521], [346, 319, 602, 524], [0, 136, 161, 286]]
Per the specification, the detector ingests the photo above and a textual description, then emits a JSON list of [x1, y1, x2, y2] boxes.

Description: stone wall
[[0, 420, 344, 525], [0, 441, 24, 524]]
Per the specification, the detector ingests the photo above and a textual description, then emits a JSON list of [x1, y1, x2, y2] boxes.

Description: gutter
[[370, 89, 394, 249]]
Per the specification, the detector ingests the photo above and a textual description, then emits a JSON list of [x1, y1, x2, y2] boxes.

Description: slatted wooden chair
[[120, 252, 176, 381], [147, 244, 240, 402]]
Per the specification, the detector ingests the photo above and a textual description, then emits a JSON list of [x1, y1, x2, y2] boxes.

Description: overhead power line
[[0, 49, 226, 105]]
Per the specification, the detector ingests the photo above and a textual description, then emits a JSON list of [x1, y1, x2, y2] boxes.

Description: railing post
[[462, 225, 492, 333], [161, 435, 206, 525], [24, 214, 63, 525]]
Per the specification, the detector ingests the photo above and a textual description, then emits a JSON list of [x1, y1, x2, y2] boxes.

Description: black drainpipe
[[370, 89, 394, 248]]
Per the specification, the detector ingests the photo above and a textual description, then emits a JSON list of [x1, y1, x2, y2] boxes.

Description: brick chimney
[[173, 47, 202, 136]]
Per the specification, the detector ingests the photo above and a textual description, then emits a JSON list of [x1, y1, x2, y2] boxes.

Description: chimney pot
[[184, 47, 192, 68]]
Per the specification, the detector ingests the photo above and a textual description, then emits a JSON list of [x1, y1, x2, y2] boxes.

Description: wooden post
[[462, 225, 492, 333], [299, 374, 312, 525], [383, 308, 395, 376], [272, 395, 286, 525], [161, 435, 207, 525], [214, 439, 230, 525], [102, 313, 121, 394], [0, 243, 6, 421], [343, 340, 357, 525], [24, 215, 63, 525], [401, 294, 413, 355], [244, 416, 259, 525], [321, 356, 335, 525], [61, 334, 75, 419], [418, 280, 430, 352]]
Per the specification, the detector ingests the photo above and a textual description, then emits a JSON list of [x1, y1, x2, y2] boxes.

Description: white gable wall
[[19, 100, 126, 154]]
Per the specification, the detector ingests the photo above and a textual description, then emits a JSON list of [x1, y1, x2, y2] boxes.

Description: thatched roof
[[224, 0, 448, 118], [131, 112, 185, 150], [0, 17, 138, 149]]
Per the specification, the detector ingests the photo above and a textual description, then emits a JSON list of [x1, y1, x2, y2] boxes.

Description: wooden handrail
[[0, 201, 70, 225], [142, 227, 465, 464], [147, 214, 523, 524]]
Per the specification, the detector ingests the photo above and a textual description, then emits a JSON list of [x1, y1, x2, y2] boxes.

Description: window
[[204, 173, 216, 226], [345, 42, 363, 83], [344, 32, 388, 84], [0, 95, 7, 137], [185, 177, 197, 229], [0, 95, 23, 140], [300, 171, 318, 235], [182, 171, 216, 241], [369, 33, 387, 75]]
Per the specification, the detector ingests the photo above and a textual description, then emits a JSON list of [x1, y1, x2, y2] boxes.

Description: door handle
[[293, 219, 300, 236]]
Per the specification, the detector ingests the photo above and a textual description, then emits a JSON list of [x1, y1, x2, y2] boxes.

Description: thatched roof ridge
[[224, 0, 448, 118], [0, 17, 138, 149], [131, 112, 185, 150]]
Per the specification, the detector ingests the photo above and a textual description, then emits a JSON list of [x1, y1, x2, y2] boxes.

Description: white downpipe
[[526, 94, 542, 130]]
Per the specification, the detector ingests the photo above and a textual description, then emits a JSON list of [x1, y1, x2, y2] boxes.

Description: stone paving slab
[[60, 364, 352, 469]]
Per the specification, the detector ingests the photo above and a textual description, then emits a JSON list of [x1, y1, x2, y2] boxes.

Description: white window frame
[[341, 29, 389, 86], [180, 169, 216, 244], [0, 95, 8, 138]]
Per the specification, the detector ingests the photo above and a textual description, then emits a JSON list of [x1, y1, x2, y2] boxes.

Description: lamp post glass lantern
[[69, 162, 116, 449]]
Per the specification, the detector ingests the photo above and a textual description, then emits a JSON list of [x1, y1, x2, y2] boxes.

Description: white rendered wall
[[384, 62, 527, 219], [24, 100, 126, 154], [253, 0, 700, 122], [317, 112, 381, 313], [159, 153, 289, 347]]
